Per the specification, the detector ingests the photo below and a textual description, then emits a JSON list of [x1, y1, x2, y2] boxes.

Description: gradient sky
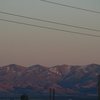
[[0, 0, 100, 67]]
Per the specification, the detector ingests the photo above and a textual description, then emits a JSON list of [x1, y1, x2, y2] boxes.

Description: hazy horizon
[[0, 0, 100, 66]]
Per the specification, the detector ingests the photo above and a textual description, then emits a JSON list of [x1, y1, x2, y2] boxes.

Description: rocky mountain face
[[0, 64, 100, 96]]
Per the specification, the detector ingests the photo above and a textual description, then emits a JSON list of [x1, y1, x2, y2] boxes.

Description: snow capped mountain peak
[[49, 64, 70, 75]]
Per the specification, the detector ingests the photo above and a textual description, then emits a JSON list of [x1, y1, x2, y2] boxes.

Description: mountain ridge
[[0, 63, 100, 96]]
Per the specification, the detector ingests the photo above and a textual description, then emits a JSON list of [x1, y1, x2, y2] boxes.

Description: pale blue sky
[[0, 0, 100, 66]]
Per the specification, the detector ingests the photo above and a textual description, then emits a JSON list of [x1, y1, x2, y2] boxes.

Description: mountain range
[[0, 64, 99, 97]]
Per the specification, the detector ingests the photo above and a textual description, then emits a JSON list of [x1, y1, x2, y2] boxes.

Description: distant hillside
[[0, 64, 100, 96]]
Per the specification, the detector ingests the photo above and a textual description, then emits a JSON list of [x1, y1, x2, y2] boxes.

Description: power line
[[0, 11, 100, 32], [0, 18, 100, 38], [40, 0, 100, 14]]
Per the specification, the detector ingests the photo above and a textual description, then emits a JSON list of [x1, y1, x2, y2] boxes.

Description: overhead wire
[[0, 11, 100, 32], [0, 18, 100, 38], [40, 0, 100, 14]]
